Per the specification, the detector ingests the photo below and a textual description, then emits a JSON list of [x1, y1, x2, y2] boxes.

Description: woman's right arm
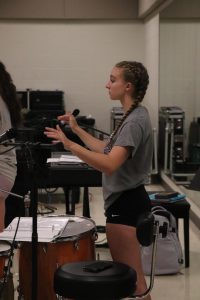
[[58, 113, 107, 153]]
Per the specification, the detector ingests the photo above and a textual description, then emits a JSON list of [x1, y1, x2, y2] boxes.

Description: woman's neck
[[120, 97, 136, 113]]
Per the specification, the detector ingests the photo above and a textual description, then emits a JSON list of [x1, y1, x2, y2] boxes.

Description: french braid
[[115, 61, 149, 102], [104, 61, 149, 154], [104, 103, 138, 153], [109, 103, 137, 141]]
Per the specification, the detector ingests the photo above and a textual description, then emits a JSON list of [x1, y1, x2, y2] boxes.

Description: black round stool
[[54, 260, 137, 300]]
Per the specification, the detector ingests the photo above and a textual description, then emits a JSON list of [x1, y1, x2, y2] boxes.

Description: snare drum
[[0, 241, 11, 279], [19, 216, 97, 300]]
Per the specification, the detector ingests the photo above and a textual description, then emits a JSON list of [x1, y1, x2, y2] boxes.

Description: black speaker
[[189, 168, 200, 191]]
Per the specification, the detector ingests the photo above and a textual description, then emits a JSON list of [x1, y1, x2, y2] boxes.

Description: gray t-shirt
[[102, 105, 153, 211]]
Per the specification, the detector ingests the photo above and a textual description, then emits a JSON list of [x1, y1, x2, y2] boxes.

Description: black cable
[[37, 203, 57, 215], [44, 187, 58, 193]]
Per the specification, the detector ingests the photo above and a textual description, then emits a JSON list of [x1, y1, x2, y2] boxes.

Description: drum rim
[[47, 214, 96, 224], [0, 240, 11, 256]]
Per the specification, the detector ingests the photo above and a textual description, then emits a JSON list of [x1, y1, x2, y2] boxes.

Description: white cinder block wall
[[160, 20, 200, 143], [144, 14, 160, 130], [0, 20, 146, 134]]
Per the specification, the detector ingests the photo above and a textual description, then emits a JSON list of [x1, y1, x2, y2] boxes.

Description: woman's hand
[[57, 113, 79, 133], [44, 125, 74, 150]]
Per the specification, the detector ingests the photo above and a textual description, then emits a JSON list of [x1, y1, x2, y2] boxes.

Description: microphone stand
[[29, 159, 38, 300], [78, 121, 110, 135], [1, 140, 53, 300], [61, 122, 110, 139], [81, 124, 110, 138], [0, 187, 24, 200]]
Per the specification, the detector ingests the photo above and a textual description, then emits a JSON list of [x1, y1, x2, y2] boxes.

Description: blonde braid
[[104, 102, 138, 154]]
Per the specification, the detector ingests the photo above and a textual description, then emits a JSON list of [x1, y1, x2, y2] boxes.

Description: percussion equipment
[[0, 241, 11, 279], [18, 216, 97, 300], [0, 241, 14, 300], [54, 211, 158, 300]]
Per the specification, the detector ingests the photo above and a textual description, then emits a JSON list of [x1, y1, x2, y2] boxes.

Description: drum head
[[54, 216, 96, 240]]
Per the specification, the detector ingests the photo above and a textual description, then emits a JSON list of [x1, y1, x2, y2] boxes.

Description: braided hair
[[0, 62, 21, 127], [115, 61, 149, 103], [104, 61, 149, 154]]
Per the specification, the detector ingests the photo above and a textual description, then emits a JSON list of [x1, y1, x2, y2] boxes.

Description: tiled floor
[[8, 185, 200, 299], [87, 187, 200, 300]]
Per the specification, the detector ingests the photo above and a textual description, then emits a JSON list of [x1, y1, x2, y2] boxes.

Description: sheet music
[[0, 217, 69, 242], [47, 154, 84, 164]]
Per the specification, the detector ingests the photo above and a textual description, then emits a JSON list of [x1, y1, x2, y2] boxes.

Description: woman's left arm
[[44, 125, 130, 175]]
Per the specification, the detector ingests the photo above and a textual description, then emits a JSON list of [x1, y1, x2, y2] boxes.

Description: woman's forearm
[[73, 126, 107, 153]]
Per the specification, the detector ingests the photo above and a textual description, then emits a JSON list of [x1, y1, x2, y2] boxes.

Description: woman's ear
[[126, 82, 134, 92]]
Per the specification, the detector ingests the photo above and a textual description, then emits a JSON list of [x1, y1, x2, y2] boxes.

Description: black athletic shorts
[[105, 185, 151, 227]]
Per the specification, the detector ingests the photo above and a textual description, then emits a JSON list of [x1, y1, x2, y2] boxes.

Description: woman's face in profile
[[106, 67, 129, 101]]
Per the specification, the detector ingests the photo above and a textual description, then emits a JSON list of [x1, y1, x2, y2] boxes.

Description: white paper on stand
[[0, 217, 69, 242], [47, 154, 84, 164]]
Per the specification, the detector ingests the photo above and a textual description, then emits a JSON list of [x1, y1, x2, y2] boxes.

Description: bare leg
[[106, 223, 152, 300]]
